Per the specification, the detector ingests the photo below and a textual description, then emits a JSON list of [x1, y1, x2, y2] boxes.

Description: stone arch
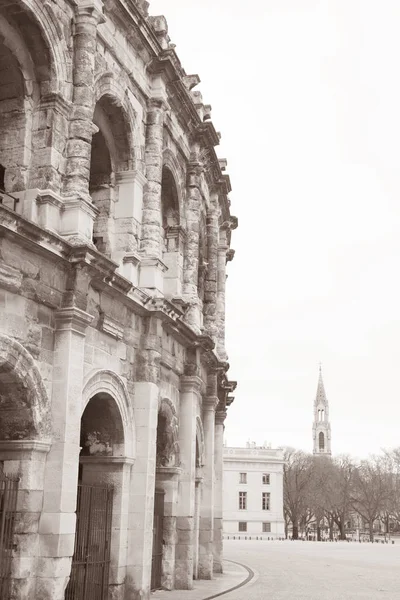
[[319, 431, 325, 451], [196, 416, 205, 467], [156, 397, 180, 467], [0, 334, 50, 440], [0, 0, 67, 92], [82, 369, 135, 459], [162, 148, 185, 222], [93, 74, 139, 169]]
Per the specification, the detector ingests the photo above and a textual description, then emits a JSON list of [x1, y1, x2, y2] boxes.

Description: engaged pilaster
[[139, 99, 168, 294], [38, 306, 93, 600], [182, 148, 204, 332], [213, 408, 226, 573], [203, 193, 219, 343], [198, 389, 218, 579], [62, 1, 104, 242], [175, 375, 202, 589]]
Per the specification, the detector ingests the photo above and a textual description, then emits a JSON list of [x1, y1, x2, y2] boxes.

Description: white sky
[[149, 0, 400, 459]]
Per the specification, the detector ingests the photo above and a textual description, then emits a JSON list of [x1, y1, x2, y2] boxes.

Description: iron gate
[[151, 488, 165, 591], [0, 472, 19, 600], [65, 484, 113, 600]]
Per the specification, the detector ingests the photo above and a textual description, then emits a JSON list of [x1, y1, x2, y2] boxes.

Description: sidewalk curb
[[201, 560, 255, 600]]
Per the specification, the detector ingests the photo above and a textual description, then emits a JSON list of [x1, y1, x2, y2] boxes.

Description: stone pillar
[[175, 375, 201, 589], [213, 409, 226, 573], [139, 99, 167, 295], [216, 238, 228, 361], [193, 473, 203, 580], [155, 466, 181, 590], [62, 1, 104, 242], [1, 441, 50, 599], [203, 194, 219, 343], [126, 381, 159, 600], [114, 170, 147, 273], [38, 306, 93, 600], [163, 226, 186, 299], [182, 150, 203, 333], [198, 394, 218, 579]]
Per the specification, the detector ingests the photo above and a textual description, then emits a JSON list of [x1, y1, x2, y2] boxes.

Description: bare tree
[[351, 455, 392, 542], [283, 448, 314, 540]]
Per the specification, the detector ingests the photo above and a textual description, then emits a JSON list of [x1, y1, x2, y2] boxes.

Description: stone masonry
[[0, 1, 237, 599]]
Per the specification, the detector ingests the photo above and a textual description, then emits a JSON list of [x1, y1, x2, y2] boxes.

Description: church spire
[[312, 365, 331, 456]]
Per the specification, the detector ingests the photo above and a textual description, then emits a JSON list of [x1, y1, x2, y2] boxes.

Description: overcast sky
[[150, 0, 400, 459]]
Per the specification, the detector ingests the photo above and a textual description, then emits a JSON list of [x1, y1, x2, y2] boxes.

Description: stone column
[[175, 375, 201, 589], [139, 99, 167, 295], [62, 1, 104, 241], [155, 466, 181, 590], [216, 237, 228, 361], [193, 473, 203, 579], [38, 306, 93, 600], [198, 394, 218, 579], [213, 409, 226, 573], [126, 379, 159, 600], [182, 149, 203, 332], [203, 194, 219, 344], [1, 441, 51, 599]]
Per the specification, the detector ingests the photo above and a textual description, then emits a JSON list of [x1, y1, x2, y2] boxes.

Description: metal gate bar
[[0, 473, 19, 600], [65, 484, 113, 600]]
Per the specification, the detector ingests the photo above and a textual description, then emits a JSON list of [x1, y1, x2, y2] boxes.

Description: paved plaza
[[223, 539, 400, 600]]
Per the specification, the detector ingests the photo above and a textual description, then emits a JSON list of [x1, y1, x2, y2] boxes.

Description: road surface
[[222, 539, 400, 600]]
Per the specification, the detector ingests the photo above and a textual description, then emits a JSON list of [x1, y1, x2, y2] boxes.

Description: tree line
[[283, 447, 400, 541]]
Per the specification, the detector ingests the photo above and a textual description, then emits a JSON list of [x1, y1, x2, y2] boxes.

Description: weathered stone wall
[[0, 1, 237, 598]]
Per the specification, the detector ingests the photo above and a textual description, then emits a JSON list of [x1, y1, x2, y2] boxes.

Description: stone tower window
[[319, 431, 325, 451]]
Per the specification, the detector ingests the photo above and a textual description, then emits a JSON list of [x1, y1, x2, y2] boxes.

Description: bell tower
[[312, 365, 331, 456]]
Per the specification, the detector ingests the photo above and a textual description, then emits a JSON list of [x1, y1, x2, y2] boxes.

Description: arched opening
[[161, 166, 184, 297], [0, 337, 50, 597], [0, 5, 54, 199], [90, 95, 132, 256], [67, 391, 130, 600], [319, 431, 325, 451]]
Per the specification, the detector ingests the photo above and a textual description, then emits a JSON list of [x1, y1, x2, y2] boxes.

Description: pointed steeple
[[315, 364, 327, 406], [312, 364, 331, 456]]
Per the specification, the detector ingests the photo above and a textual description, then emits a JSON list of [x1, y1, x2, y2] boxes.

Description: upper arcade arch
[[82, 369, 135, 459]]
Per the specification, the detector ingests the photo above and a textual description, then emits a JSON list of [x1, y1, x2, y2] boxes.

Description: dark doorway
[[65, 483, 113, 600], [151, 488, 165, 591]]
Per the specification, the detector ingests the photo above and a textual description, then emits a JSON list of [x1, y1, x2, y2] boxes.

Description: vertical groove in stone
[[141, 100, 165, 258]]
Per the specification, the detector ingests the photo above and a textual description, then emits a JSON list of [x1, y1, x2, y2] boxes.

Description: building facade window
[[262, 473, 270, 485], [238, 521, 247, 532], [239, 491, 247, 510], [262, 522, 271, 533], [239, 472, 247, 484], [262, 492, 270, 510]]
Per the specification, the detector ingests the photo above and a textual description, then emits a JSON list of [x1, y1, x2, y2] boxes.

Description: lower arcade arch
[[66, 373, 134, 600]]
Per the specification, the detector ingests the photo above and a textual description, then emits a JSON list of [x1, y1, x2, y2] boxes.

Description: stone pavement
[[150, 560, 252, 600]]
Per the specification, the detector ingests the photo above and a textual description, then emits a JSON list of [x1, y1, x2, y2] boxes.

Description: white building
[[223, 443, 285, 539]]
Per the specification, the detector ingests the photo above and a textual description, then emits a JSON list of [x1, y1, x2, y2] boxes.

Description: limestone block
[[39, 533, 75, 558], [0, 262, 22, 292], [39, 512, 76, 536]]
